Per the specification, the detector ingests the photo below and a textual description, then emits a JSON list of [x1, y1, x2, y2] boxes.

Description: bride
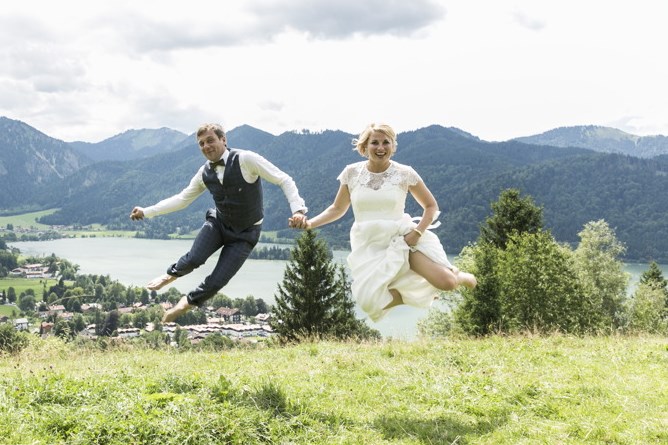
[[290, 123, 476, 322]]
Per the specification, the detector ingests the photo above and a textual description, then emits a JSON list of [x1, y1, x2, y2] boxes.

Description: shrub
[[496, 231, 584, 333], [418, 307, 454, 337], [0, 322, 30, 354], [625, 283, 668, 333]]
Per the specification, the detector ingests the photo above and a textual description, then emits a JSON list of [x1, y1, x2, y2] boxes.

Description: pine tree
[[454, 241, 502, 335], [639, 261, 668, 308], [328, 264, 380, 340], [101, 309, 119, 336], [271, 230, 378, 342], [454, 189, 545, 335], [480, 188, 543, 249]]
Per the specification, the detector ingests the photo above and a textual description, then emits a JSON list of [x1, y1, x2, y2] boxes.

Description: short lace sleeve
[[337, 163, 361, 186], [337, 166, 350, 185], [405, 165, 422, 187]]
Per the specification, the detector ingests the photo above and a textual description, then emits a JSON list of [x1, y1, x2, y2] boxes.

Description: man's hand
[[130, 207, 145, 221], [288, 212, 309, 229]]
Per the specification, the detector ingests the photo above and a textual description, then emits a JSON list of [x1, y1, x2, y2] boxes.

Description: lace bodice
[[338, 161, 421, 222], [339, 161, 420, 191]]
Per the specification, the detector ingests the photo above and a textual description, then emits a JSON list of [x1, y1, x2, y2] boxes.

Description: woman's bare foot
[[383, 289, 404, 310], [162, 296, 194, 323], [458, 272, 477, 289], [147, 274, 177, 291]]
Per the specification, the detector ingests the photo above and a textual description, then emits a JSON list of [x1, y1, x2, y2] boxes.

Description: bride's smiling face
[[366, 131, 394, 162]]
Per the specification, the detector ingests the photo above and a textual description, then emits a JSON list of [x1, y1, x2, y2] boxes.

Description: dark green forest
[[3, 119, 668, 261]]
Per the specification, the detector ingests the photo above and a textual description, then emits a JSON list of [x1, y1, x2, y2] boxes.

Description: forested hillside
[[0, 117, 91, 211], [3, 117, 668, 261]]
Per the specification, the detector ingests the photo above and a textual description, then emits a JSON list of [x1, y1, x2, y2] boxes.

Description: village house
[[81, 303, 102, 313], [162, 320, 273, 343], [117, 307, 134, 315], [216, 307, 242, 323], [116, 328, 140, 338], [14, 318, 29, 331], [255, 313, 271, 324], [80, 324, 97, 338], [9, 263, 52, 279], [39, 322, 54, 337], [222, 323, 266, 338], [58, 312, 75, 321], [38, 304, 66, 319]]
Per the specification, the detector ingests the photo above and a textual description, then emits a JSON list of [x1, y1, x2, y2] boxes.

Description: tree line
[[419, 189, 668, 336], [3, 188, 668, 356]]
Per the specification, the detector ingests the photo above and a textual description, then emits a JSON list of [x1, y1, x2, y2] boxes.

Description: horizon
[[3, 114, 667, 145]]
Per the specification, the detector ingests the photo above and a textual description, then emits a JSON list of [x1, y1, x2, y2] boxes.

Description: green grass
[[64, 228, 138, 238], [0, 304, 18, 317], [0, 278, 58, 300], [1, 335, 666, 444], [0, 211, 290, 240], [0, 209, 57, 230], [0, 210, 136, 238]]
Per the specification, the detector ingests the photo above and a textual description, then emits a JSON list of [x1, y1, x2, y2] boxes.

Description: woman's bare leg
[[408, 251, 476, 291]]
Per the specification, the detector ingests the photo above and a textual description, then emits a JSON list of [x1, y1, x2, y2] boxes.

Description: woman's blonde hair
[[352, 123, 397, 157]]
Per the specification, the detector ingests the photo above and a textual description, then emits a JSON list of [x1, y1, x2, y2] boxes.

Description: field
[[0, 209, 56, 230], [62, 227, 138, 238], [0, 304, 18, 317], [0, 209, 136, 238], [0, 277, 58, 300], [1, 335, 666, 444]]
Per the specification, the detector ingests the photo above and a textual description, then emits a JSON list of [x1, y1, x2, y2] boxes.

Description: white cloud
[[244, 0, 446, 38], [1, 0, 667, 142], [512, 11, 546, 31]]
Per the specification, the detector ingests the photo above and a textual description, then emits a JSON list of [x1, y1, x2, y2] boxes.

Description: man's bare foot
[[458, 272, 477, 289], [147, 274, 177, 291], [162, 296, 193, 323]]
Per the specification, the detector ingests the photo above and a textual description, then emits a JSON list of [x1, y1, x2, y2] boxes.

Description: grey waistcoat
[[201, 149, 263, 232]]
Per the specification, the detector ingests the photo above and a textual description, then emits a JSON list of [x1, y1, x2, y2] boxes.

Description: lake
[[9, 238, 665, 339], [9, 237, 455, 339]]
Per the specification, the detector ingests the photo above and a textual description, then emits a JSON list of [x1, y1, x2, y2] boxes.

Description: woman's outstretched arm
[[289, 184, 351, 229]]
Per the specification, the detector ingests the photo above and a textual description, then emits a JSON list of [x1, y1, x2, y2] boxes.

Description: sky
[[1, 0, 667, 143]]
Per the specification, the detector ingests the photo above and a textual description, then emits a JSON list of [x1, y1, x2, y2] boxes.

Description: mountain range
[[2, 115, 668, 262], [514, 125, 668, 158], [69, 127, 190, 162]]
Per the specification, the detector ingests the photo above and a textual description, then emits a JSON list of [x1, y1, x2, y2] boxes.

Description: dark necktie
[[210, 159, 225, 169]]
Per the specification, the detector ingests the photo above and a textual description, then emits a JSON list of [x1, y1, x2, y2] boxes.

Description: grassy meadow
[[0, 304, 18, 317], [1, 335, 666, 444], [0, 277, 59, 298], [0, 209, 56, 231], [0, 209, 136, 238]]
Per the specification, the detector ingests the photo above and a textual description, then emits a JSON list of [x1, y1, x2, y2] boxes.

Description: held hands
[[288, 213, 310, 229]]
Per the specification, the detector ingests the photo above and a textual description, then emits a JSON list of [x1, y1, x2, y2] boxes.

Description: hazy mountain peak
[[105, 127, 188, 148], [69, 128, 189, 162], [513, 125, 668, 157]]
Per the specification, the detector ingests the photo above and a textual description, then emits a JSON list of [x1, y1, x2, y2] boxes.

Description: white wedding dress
[[339, 161, 454, 322]]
